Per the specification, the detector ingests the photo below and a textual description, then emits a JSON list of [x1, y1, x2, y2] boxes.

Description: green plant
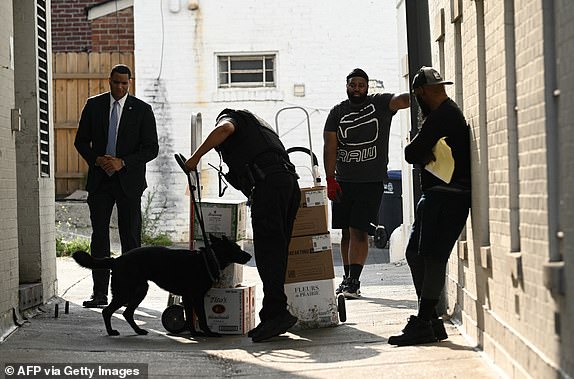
[[141, 188, 173, 247], [142, 233, 173, 246], [56, 236, 91, 257]]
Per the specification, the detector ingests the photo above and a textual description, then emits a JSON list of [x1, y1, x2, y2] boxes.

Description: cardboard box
[[189, 241, 245, 289], [285, 233, 334, 284], [212, 263, 244, 289], [291, 187, 329, 237], [193, 285, 256, 335], [285, 279, 340, 330], [193, 199, 247, 241]]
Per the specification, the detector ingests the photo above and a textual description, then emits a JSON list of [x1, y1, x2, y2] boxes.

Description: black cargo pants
[[250, 170, 300, 322]]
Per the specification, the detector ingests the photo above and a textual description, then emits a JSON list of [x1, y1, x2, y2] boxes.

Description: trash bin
[[377, 170, 403, 239]]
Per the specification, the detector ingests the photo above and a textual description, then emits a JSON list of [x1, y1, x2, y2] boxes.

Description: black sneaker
[[388, 315, 437, 346], [251, 312, 298, 342], [432, 318, 448, 341], [335, 276, 348, 295], [342, 278, 361, 299]]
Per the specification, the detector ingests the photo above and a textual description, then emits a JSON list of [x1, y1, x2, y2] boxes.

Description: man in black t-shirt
[[388, 66, 471, 346], [323, 68, 410, 299]]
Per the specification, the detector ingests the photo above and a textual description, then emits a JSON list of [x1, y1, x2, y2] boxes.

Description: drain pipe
[[405, 0, 431, 205], [541, 0, 564, 295], [542, 0, 560, 262]]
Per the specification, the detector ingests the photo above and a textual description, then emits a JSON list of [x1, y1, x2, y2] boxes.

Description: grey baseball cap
[[412, 66, 453, 89]]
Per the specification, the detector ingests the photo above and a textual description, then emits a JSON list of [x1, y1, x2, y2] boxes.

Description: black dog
[[72, 235, 251, 336]]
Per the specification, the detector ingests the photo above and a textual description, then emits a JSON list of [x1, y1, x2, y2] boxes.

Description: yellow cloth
[[425, 137, 454, 183]]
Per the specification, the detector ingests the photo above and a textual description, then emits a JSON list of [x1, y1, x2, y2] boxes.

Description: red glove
[[326, 177, 343, 202]]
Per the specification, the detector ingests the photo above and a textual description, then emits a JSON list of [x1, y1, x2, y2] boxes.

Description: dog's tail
[[72, 251, 115, 270]]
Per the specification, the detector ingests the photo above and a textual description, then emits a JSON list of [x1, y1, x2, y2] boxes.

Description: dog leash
[[174, 153, 221, 283]]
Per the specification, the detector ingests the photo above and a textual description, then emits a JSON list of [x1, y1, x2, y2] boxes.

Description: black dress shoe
[[82, 296, 108, 308], [251, 312, 297, 342]]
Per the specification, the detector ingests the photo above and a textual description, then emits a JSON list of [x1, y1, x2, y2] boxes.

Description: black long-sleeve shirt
[[405, 98, 471, 191]]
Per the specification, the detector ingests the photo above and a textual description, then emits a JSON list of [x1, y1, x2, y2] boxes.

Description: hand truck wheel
[[161, 304, 186, 334], [337, 293, 347, 323], [373, 226, 388, 249]]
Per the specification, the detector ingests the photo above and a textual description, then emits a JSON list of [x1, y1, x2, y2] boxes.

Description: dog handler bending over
[[185, 109, 300, 342]]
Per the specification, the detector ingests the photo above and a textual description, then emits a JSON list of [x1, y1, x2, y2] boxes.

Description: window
[[218, 55, 276, 88]]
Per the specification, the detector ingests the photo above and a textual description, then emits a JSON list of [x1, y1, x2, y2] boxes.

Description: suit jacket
[[74, 92, 159, 198]]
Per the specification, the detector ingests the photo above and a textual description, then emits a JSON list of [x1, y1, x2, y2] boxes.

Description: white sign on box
[[311, 234, 331, 252], [305, 189, 327, 207], [205, 208, 232, 234], [194, 199, 247, 241]]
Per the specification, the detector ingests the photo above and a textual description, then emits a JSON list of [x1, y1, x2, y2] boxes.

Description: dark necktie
[[106, 101, 120, 176], [106, 101, 119, 157]]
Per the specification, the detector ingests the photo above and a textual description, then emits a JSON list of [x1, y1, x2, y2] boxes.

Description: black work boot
[[82, 294, 108, 308], [251, 312, 298, 342], [432, 318, 448, 341], [388, 315, 437, 346]]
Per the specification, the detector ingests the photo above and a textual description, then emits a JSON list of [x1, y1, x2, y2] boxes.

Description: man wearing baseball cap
[[388, 66, 471, 346]]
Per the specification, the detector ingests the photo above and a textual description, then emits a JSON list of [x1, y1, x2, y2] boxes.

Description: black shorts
[[331, 181, 384, 233]]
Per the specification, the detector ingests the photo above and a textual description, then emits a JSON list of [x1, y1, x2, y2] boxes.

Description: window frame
[[217, 53, 276, 89]]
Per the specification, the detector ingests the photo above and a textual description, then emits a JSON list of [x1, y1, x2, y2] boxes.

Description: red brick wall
[[91, 8, 134, 52], [51, 0, 95, 52], [51, 0, 134, 53]]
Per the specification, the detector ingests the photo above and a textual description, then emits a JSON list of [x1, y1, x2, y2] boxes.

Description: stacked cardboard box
[[193, 198, 247, 289], [285, 186, 339, 329], [284, 279, 339, 330], [193, 198, 247, 242], [291, 187, 329, 238], [191, 199, 255, 334], [192, 285, 256, 335], [285, 233, 333, 284]]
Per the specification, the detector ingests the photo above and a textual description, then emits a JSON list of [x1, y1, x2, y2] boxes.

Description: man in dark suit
[[75, 64, 159, 307]]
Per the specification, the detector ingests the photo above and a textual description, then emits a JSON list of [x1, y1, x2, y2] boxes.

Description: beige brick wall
[[429, 0, 573, 377], [556, 0, 574, 374]]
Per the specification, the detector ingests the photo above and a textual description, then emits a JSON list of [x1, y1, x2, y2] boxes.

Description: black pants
[[87, 175, 142, 297], [405, 190, 470, 300], [250, 171, 300, 322]]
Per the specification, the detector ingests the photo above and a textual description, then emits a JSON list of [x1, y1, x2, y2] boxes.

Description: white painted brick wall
[[0, 0, 19, 340], [6, 0, 57, 319], [134, 0, 406, 241]]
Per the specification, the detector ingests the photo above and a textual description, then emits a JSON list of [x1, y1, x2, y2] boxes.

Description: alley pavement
[[0, 247, 504, 379]]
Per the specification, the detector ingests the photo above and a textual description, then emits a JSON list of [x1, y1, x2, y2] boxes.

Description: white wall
[[134, 0, 405, 241], [0, 0, 19, 341]]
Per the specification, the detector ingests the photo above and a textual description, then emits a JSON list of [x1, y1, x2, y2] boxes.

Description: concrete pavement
[[0, 247, 504, 379]]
